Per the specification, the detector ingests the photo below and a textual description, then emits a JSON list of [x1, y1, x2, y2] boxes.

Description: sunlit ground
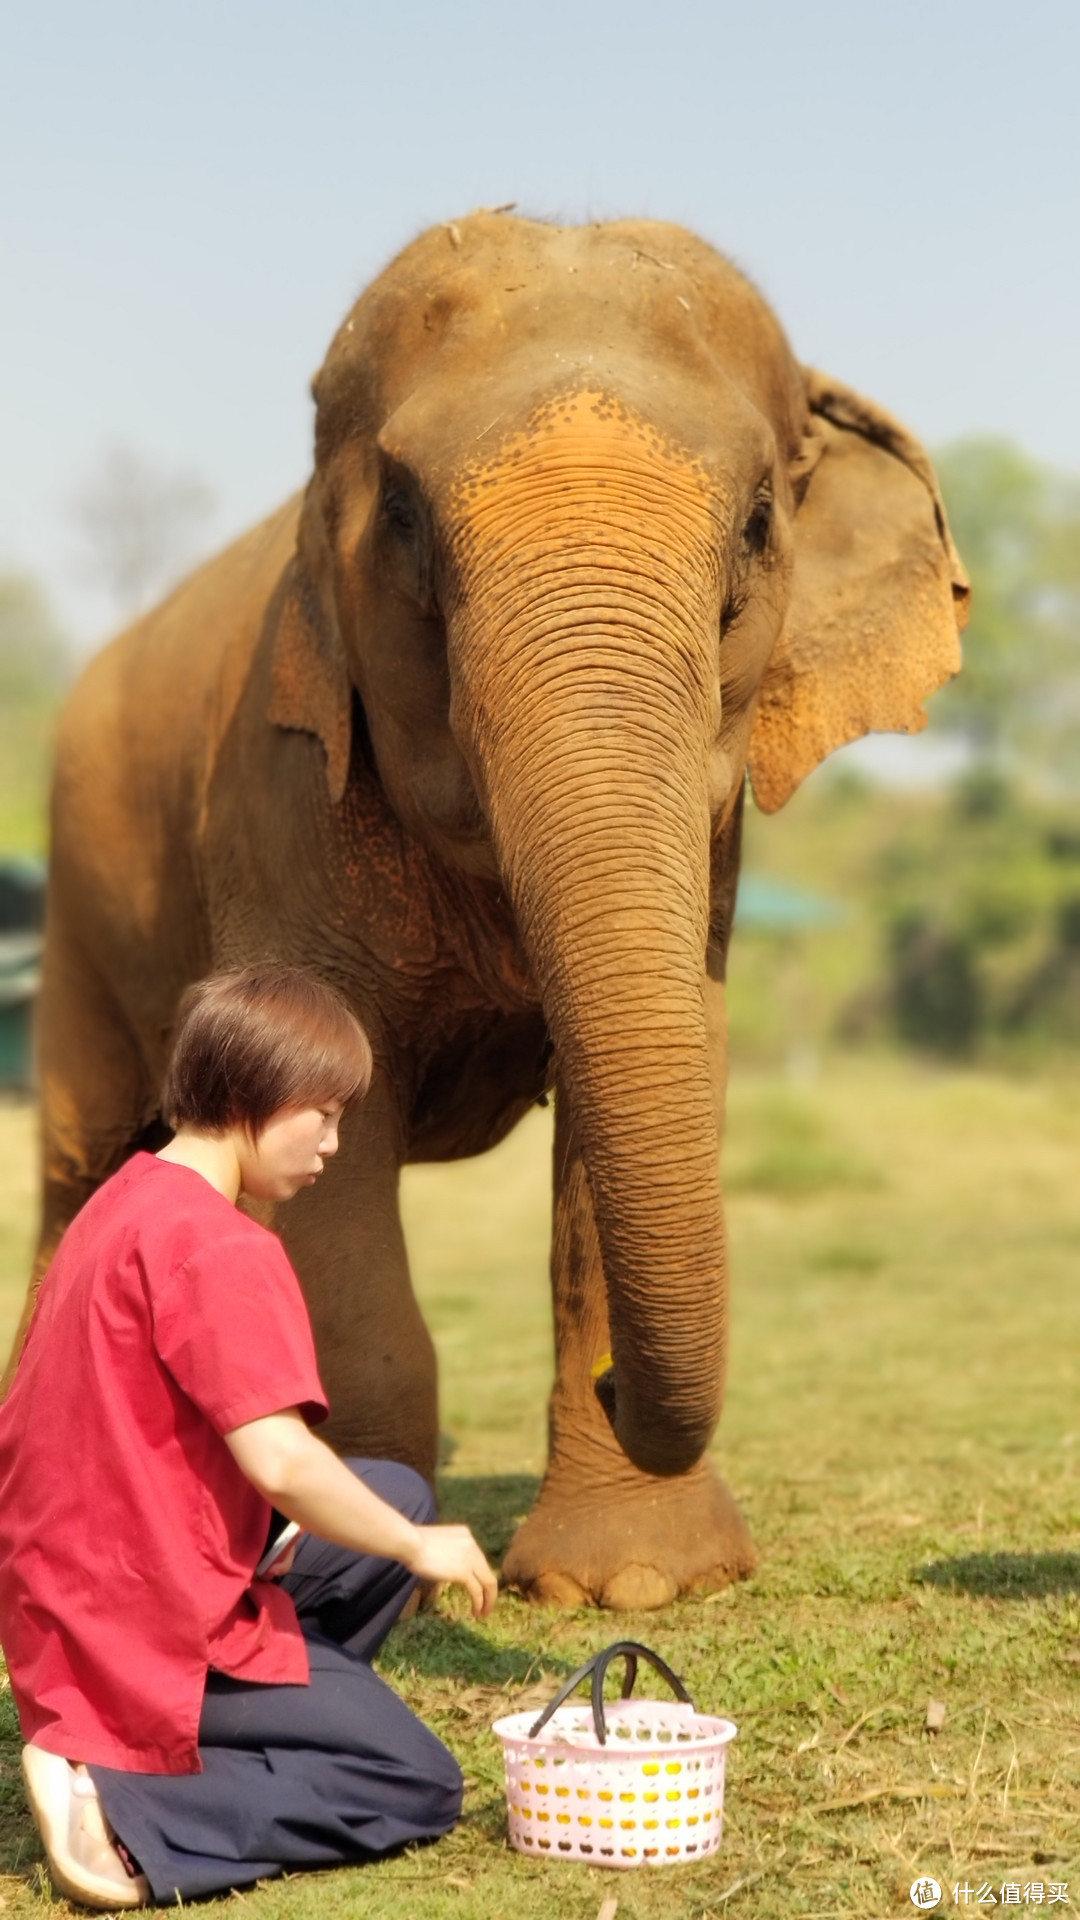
[[2, 1059, 1079, 1917]]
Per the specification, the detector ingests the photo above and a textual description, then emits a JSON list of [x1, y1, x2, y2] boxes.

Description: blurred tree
[[888, 910, 981, 1057], [932, 438, 1080, 778], [0, 573, 70, 701], [0, 574, 72, 852], [70, 445, 216, 621]]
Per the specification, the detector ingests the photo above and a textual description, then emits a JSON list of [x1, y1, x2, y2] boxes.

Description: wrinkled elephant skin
[[8, 215, 969, 1608]]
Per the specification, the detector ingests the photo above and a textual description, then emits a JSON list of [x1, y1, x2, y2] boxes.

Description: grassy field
[[1, 1060, 1078, 1917]]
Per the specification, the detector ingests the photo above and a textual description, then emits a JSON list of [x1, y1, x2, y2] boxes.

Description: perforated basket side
[[493, 1703, 736, 1870]]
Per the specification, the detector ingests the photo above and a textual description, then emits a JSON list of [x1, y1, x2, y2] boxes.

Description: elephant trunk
[[447, 426, 727, 1474]]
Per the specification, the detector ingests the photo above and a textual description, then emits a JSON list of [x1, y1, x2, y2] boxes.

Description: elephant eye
[[742, 490, 772, 557], [381, 487, 417, 538]]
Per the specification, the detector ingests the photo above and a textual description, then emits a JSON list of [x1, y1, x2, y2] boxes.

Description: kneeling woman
[[0, 967, 496, 1909]]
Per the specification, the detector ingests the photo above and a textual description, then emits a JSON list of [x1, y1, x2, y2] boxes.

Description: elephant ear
[[268, 475, 352, 805], [747, 368, 970, 814]]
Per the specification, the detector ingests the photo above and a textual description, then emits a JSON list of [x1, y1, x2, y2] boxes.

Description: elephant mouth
[[592, 1356, 618, 1425]]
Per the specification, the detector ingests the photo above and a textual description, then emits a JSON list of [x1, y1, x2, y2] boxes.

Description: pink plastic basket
[[492, 1641, 737, 1870]]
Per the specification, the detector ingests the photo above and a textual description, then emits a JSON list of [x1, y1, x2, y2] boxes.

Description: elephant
[[6, 211, 968, 1609]]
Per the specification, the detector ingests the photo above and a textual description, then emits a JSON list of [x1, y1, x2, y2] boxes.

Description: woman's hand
[[225, 1409, 498, 1618], [404, 1524, 497, 1619]]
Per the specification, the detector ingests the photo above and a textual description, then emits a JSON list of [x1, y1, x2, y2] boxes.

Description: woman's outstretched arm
[[225, 1408, 497, 1619]]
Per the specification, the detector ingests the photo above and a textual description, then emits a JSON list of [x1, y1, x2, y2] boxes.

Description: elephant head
[[269, 213, 968, 1477]]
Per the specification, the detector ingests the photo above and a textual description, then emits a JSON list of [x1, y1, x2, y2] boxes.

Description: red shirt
[[0, 1153, 329, 1775]]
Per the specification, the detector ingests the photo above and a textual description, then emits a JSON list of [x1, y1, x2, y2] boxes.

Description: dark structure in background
[[0, 858, 44, 1091]]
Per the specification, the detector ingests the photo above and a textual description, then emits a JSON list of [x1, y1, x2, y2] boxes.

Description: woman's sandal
[[21, 1745, 149, 1910]]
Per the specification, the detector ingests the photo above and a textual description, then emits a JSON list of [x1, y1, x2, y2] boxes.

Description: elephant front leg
[[273, 1075, 439, 1482], [501, 1081, 755, 1610]]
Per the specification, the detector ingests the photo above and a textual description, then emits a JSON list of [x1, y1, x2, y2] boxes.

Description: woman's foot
[[21, 1745, 149, 1910]]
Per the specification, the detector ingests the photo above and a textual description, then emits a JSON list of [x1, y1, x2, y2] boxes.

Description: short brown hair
[[162, 967, 373, 1135]]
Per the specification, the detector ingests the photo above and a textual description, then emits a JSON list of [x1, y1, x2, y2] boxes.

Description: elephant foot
[[501, 1456, 755, 1610]]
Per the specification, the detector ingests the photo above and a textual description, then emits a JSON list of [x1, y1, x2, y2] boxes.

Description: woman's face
[[236, 1100, 345, 1203]]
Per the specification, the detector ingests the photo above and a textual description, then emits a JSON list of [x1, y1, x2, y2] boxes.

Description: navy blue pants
[[90, 1462, 462, 1904]]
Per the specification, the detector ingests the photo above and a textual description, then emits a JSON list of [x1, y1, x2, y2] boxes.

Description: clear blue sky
[[2, 0, 1078, 647]]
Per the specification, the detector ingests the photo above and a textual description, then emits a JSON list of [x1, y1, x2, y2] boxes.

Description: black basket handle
[[527, 1640, 694, 1746]]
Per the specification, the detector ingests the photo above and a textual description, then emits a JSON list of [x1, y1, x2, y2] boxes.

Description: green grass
[[2, 1061, 1079, 1917]]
